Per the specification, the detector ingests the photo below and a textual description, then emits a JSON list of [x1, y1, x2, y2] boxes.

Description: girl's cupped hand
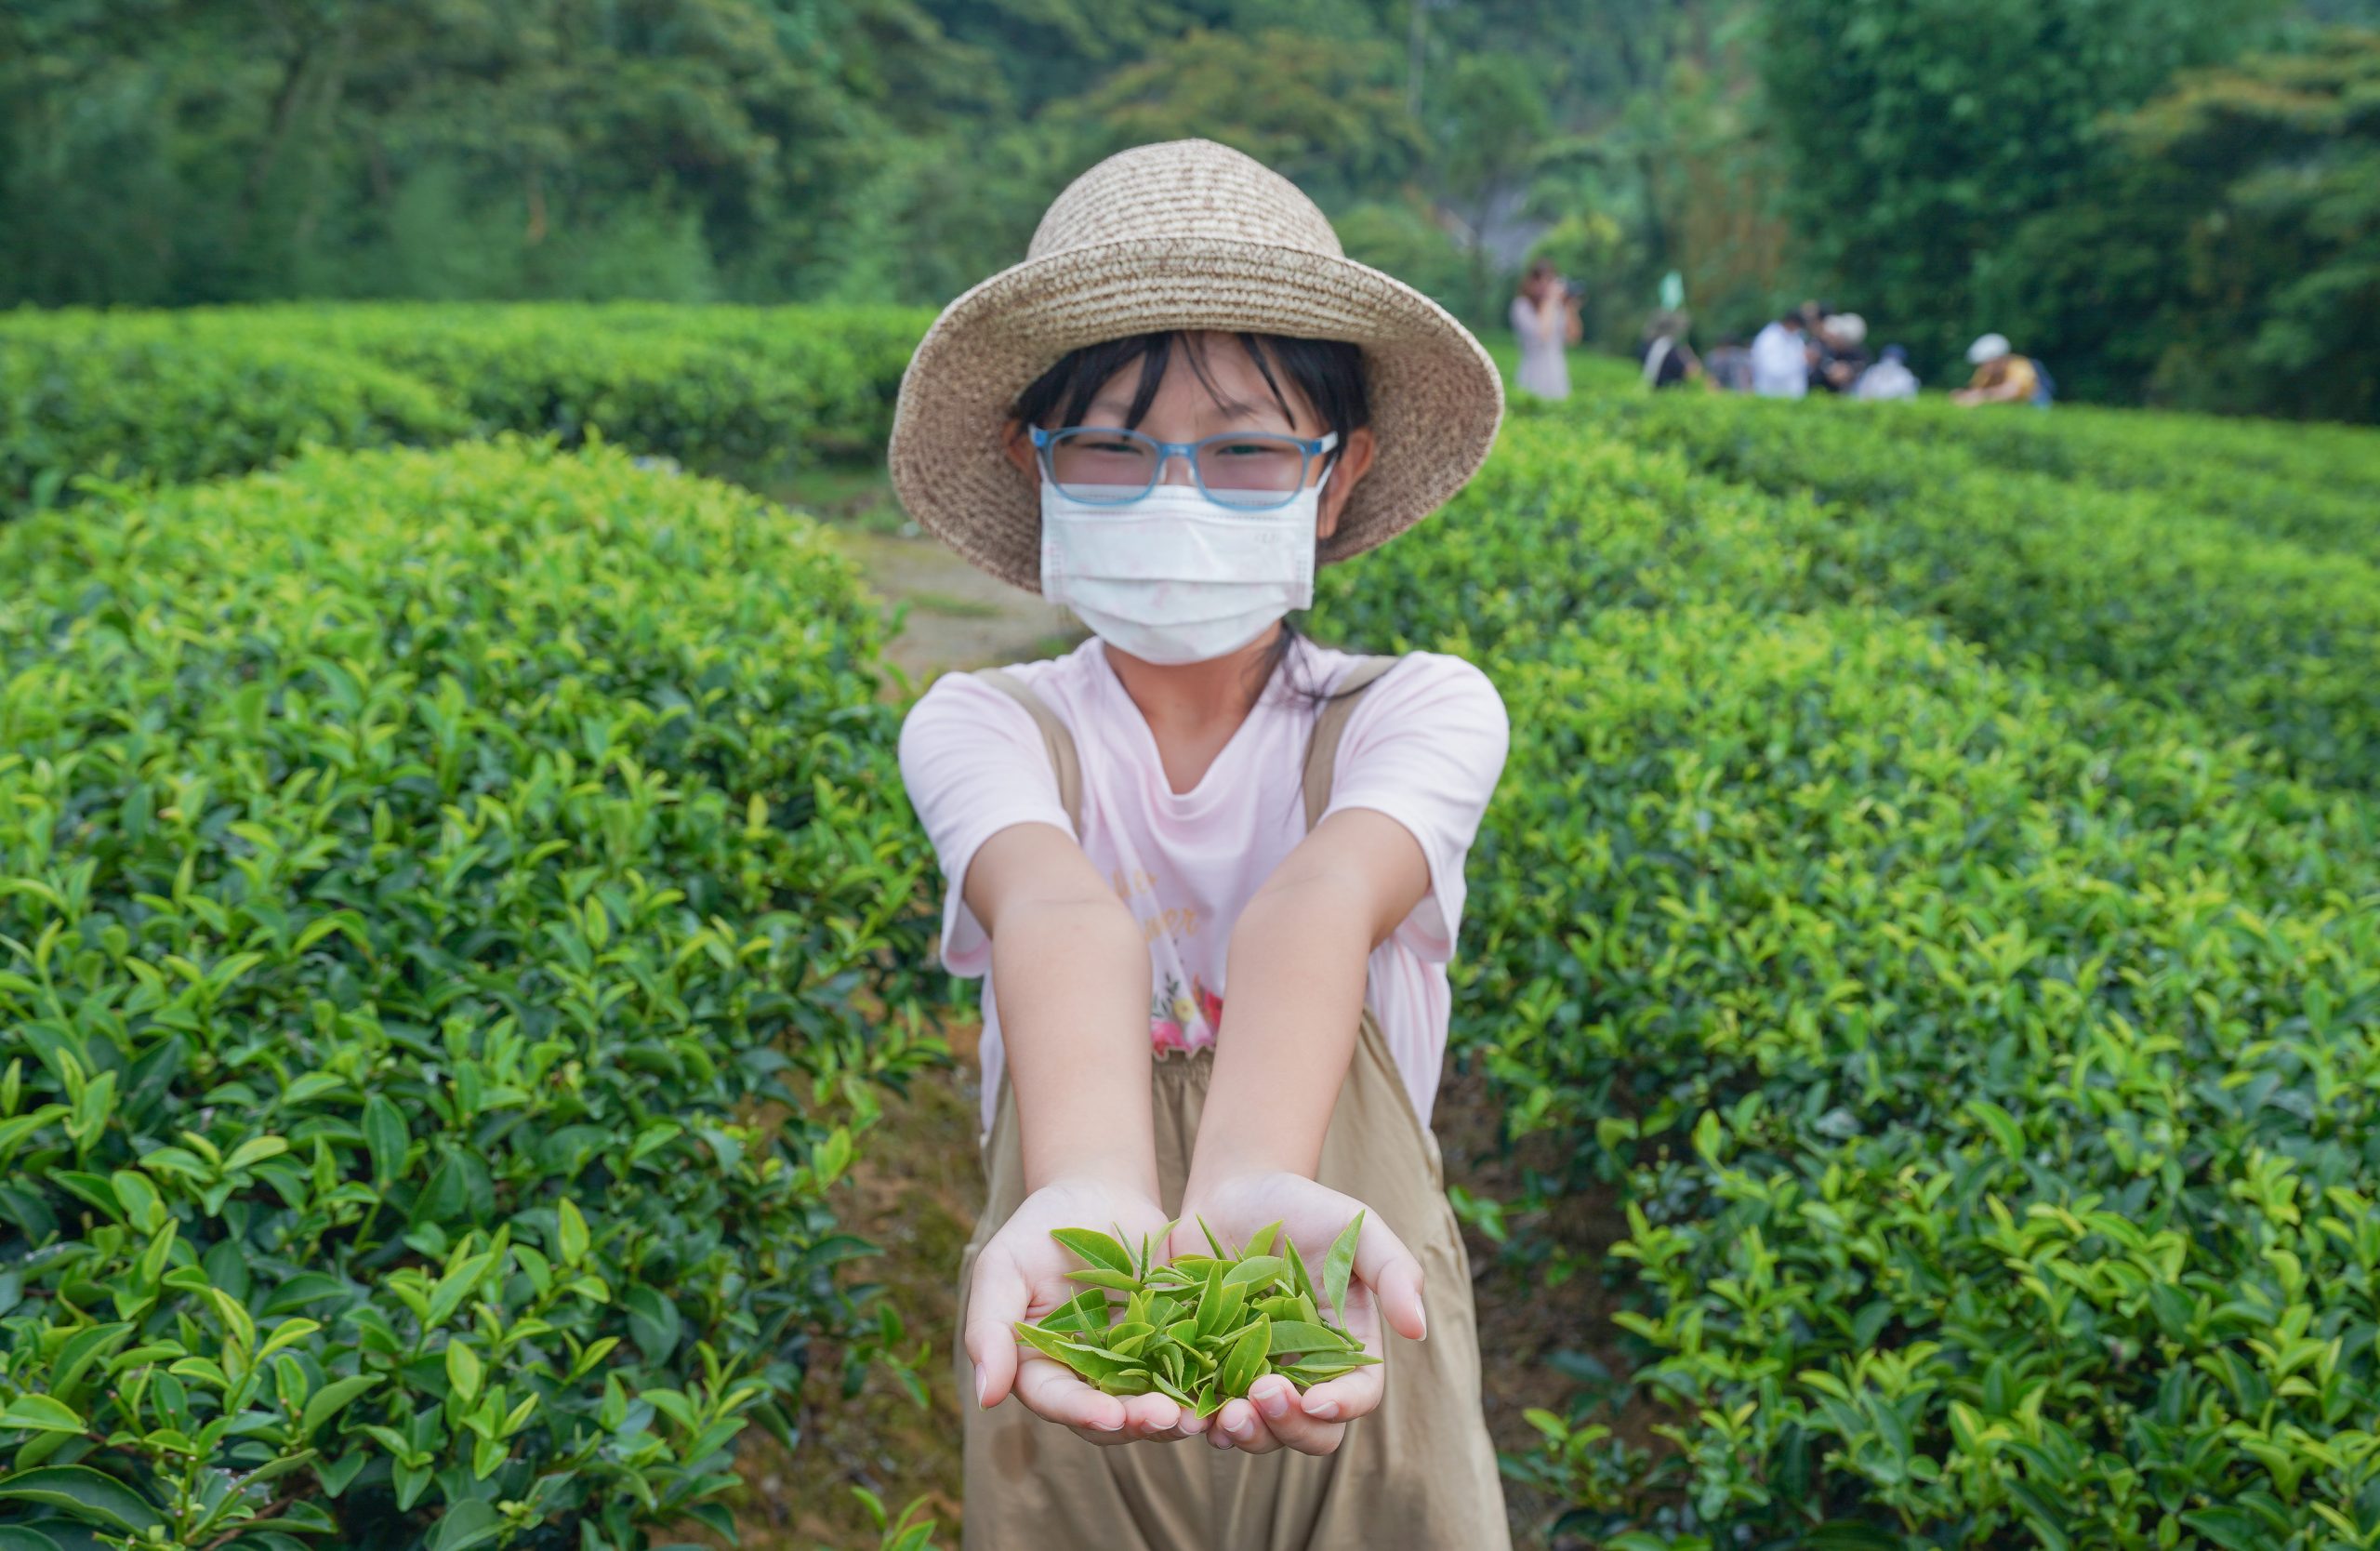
[[967, 1178, 1205, 1445], [1174, 1171, 1427, 1457]]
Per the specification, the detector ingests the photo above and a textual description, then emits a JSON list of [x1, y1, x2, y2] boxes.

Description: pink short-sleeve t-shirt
[[897, 636, 1509, 1133]]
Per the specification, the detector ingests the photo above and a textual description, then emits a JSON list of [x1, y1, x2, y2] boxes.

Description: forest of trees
[[4, 0, 2374, 418]]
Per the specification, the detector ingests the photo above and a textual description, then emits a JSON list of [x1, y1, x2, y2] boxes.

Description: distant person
[[1853, 343, 1920, 401], [1704, 335, 1754, 392], [1510, 259, 1580, 401], [1816, 312, 1870, 393], [1639, 310, 1702, 390], [1750, 311, 1809, 398], [1953, 333, 2050, 407]]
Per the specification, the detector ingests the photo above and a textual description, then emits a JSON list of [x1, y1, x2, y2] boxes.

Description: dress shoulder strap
[[1301, 656, 1401, 833], [972, 669, 1084, 836]]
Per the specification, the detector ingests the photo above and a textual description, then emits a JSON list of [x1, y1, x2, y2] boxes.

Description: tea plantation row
[[1313, 404, 2380, 1549], [1566, 391, 2380, 791], [0, 441, 939, 1548], [0, 303, 933, 515]]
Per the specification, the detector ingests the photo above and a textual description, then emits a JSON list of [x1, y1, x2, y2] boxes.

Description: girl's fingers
[[1247, 1374, 1347, 1455], [1120, 1392, 1189, 1439], [962, 1250, 1029, 1409], [1352, 1213, 1427, 1342], [1210, 1397, 1284, 1454], [1015, 1355, 1130, 1435], [1291, 1363, 1384, 1426]]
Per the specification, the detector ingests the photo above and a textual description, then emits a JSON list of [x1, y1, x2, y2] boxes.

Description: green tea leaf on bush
[[556, 1199, 589, 1267], [2182, 1509, 2272, 1551], [0, 1396, 84, 1433], [626, 1286, 683, 1362], [426, 1498, 505, 1551], [224, 1134, 289, 1172], [0, 1465, 164, 1531], [1963, 1098, 2026, 1160], [299, 1375, 382, 1439], [446, 1341, 483, 1405]]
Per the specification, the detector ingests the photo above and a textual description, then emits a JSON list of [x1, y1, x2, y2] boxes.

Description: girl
[[889, 140, 1512, 1549]]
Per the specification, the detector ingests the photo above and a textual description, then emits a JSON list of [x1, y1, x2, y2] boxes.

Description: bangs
[[1011, 332, 1370, 442]]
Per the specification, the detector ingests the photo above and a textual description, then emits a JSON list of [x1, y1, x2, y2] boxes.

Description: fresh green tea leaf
[[1263, 1320, 1355, 1359], [1321, 1211, 1363, 1325], [1217, 1316, 1271, 1399], [1221, 1255, 1285, 1290], [1051, 1227, 1135, 1277]]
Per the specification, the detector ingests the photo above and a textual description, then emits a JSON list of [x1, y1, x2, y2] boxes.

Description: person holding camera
[[1511, 259, 1580, 401]]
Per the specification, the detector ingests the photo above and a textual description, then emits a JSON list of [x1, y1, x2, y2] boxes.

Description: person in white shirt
[[1853, 343, 1920, 401], [1749, 312, 1809, 399]]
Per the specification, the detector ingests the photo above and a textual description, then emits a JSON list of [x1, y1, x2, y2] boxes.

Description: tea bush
[[1841, 399, 2380, 561], [1317, 413, 2380, 1549], [240, 304, 924, 477], [0, 320, 465, 515], [0, 304, 934, 516], [1567, 391, 2380, 789], [0, 440, 936, 1548]]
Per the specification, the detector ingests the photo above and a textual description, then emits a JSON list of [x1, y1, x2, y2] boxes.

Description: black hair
[[1010, 330, 1372, 709], [1010, 330, 1368, 447]]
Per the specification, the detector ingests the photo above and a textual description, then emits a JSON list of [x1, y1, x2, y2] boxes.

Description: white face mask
[[1038, 451, 1333, 666]]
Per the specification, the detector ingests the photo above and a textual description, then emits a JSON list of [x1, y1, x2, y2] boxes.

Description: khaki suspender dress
[[954, 659, 1513, 1551]]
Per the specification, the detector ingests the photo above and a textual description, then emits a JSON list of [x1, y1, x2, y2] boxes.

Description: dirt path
[[833, 528, 1078, 684]]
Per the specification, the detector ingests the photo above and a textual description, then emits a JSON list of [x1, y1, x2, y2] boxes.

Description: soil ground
[[695, 462, 1620, 1550]]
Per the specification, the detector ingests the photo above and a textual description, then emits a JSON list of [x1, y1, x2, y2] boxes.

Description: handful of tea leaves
[[1016, 1213, 1380, 1417]]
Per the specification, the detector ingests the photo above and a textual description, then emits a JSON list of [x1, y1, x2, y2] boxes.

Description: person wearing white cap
[[1815, 312, 1870, 392], [1953, 332, 2043, 405], [890, 139, 1513, 1547]]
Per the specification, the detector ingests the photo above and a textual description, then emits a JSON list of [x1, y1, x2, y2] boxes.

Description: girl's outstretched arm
[[959, 823, 1200, 1443], [1177, 807, 1436, 1455]]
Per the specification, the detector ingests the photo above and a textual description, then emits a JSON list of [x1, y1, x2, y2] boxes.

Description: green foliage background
[[5, 0, 2377, 417]]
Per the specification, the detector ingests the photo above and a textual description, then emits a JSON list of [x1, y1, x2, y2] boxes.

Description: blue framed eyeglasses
[[1029, 426, 1340, 510]]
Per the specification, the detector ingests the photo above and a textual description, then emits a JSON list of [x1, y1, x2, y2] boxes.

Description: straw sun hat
[[886, 139, 1504, 594]]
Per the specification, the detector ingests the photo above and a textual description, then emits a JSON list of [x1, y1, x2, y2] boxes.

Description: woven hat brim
[[886, 236, 1505, 596]]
